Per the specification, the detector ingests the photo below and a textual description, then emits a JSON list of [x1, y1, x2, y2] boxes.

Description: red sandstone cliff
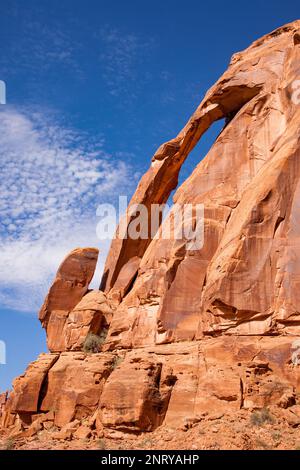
[[1, 21, 300, 450]]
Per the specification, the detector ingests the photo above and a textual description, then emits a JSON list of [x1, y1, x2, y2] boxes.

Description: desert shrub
[[2, 438, 15, 450], [82, 330, 107, 353], [272, 431, 281, 442], [96, 438, 106, 450], [250, 407, 274, 426], [255, 438, 272, 450], [111, 355, 123, 370], [137, 438, 154, 448]]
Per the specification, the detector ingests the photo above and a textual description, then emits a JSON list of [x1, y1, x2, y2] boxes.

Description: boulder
[[39, 247, 99, 352], [63, 290, 113, 351]]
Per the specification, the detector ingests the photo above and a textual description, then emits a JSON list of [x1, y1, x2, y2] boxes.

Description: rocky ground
[[1, 408, 300, 451]]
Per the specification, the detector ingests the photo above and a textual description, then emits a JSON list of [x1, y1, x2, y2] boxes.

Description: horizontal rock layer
[[1, 337, 300, 436]]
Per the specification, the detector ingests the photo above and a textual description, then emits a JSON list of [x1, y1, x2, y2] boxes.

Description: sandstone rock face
[[11, 354, 59, 414], [63, 290, 113, 351], [105, 20, 300, 348], [0, 392, 8, 421], [1, 337, 299, 436], [2, 21, 300, 444], [38, 248, 112, 352], [39, 352, 114, 427], [100, 356, 176, 433]]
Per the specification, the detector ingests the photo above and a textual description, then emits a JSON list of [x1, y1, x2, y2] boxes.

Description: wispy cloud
[[0, 106, 137, 312], [0, 18, 81, 79], [98, 27, 155, 98]]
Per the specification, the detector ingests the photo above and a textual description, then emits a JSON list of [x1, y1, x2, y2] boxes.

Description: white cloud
[[0, 106, 137, 313], [0, 18, 81, 77], [98, 27, 155, 97]]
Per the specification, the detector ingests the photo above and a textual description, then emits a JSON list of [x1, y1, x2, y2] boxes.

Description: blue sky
[[0, 0, 299, 391]]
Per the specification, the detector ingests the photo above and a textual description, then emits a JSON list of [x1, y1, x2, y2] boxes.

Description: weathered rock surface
[[63, 290, 113, 351], [10, 353, 59, 414], [100, 356, 176, 433], [1, 337, 300, 437], [105, 19, 300, 348], [2, 21, 300, 448], [0, 392, 8, 420], [39, 248, 113, 352], [39, 352, 114, 427]]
